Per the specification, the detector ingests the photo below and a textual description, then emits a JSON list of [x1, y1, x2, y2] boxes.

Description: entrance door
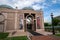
[[24, 13, 36, 32], [26, 15, 33, 31]]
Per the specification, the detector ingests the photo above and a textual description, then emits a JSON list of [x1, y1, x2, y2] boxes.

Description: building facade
[[0, 8, 44, 33]]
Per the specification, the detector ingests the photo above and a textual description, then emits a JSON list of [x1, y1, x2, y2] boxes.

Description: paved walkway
[[6, 30, 60, 40], [31, 36, 60, 40], [27, 30, 60, 40], [28, 30, 43, 36], [36, 29, 52, 35]]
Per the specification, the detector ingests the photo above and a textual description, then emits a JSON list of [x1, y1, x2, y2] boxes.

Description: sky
[[0, 0, 60, 23]]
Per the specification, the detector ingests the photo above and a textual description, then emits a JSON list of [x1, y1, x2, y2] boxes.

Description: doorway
[[26, 15, 33, 31], [24, 13, 36, 32]]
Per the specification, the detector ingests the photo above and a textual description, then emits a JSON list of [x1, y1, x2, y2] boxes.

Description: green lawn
[[0, 32, 9, 39], [55, 34, 60, 37], [0, 32, 28, 40], [4, 36, 28, 40]]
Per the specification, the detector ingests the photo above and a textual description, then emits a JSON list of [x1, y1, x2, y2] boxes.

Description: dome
[[22, 7, 34, 10], [0, 5, 13, 9]]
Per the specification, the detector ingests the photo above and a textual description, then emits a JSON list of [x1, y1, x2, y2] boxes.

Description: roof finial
[[40, 8, 42, 12], [16, 6, 18, 9]]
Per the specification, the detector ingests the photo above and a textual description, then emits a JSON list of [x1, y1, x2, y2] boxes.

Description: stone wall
[[6, 13, 15, 30], [0, 9, 44, 32]]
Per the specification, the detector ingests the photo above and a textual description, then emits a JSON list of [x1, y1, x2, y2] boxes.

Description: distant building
[[0, 5, 44, 36]]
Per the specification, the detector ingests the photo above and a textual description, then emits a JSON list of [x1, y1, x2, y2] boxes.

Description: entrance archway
[[26, 15, 33, 31], [24, 13, 36, 32]]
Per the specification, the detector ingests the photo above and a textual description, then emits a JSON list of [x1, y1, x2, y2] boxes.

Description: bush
[[45, 27, 60, 33]]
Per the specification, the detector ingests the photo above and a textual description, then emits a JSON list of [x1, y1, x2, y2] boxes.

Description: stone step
[[7, 30, 27, 37]]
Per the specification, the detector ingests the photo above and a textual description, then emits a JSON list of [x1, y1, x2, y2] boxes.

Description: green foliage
[[45, 26, 60, 33], [0, 32, 9, 39], [55, 34, 60, 37], [44, 23, 51, 26], [53, 18, 60, 26]]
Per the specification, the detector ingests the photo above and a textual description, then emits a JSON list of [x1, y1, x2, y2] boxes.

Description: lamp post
[[51, 13, 55, 35]]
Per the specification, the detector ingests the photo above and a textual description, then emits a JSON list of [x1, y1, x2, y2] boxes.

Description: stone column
[[15, 12, 18, 30], [23, 14, 25, 31], [4, 13, 7, 32], [40, 12, 44, 31], [36, 14, 37, 29]]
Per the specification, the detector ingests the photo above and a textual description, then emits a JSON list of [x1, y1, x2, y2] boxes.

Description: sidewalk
[[31, 36, 60, 40], [36, 29, 52, 35]]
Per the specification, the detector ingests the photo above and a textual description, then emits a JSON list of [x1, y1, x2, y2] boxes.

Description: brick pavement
[[31, 36, 60, 40]]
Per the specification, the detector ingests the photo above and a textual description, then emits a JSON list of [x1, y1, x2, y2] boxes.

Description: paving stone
[[31, 36, 60, 40]]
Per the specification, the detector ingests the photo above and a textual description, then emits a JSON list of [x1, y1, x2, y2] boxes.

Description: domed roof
[[0, 5, 13, 9], [22, 7, 34, 10]]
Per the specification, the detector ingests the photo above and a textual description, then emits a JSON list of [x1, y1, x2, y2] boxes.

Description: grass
[[0, 32, 27, 40], [4, 36, 28, 40], [55, 34, 60, 37], [0, 32, 9, 39]]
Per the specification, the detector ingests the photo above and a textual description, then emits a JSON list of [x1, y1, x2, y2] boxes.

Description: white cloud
[[43, 3, 51, 7], [50, 9, 60, 17], [0, 0, 15, 8], [52, 0, 60, 4], [13, 0, 45, 9], [32, 4, 44, 10], [53, 11, 60, 17], [14, 0, 33, 9], [0, 0, 8, 4], [44, 18, 51, 22], [44, 9, 60, 22], [52, 0, 57, 4], [0, 0, 46, 9]]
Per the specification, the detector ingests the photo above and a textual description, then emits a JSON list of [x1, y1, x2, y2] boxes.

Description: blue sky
[[0, 0, 60, 22]]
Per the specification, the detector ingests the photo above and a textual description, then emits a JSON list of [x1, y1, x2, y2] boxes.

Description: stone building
[[0, 5, 44, 36]]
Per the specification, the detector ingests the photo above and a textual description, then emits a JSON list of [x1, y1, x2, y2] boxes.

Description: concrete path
[[27, 30, 60, 40], [36, 29, 52, 35]]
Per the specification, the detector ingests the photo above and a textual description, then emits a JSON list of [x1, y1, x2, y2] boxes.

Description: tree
[[44, 23, 51, 26], [53, 18, 60, 26]]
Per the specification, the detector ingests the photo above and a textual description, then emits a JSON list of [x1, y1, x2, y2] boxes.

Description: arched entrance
[[26, 15, 33, 31], [24, 13, 36, 32]]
